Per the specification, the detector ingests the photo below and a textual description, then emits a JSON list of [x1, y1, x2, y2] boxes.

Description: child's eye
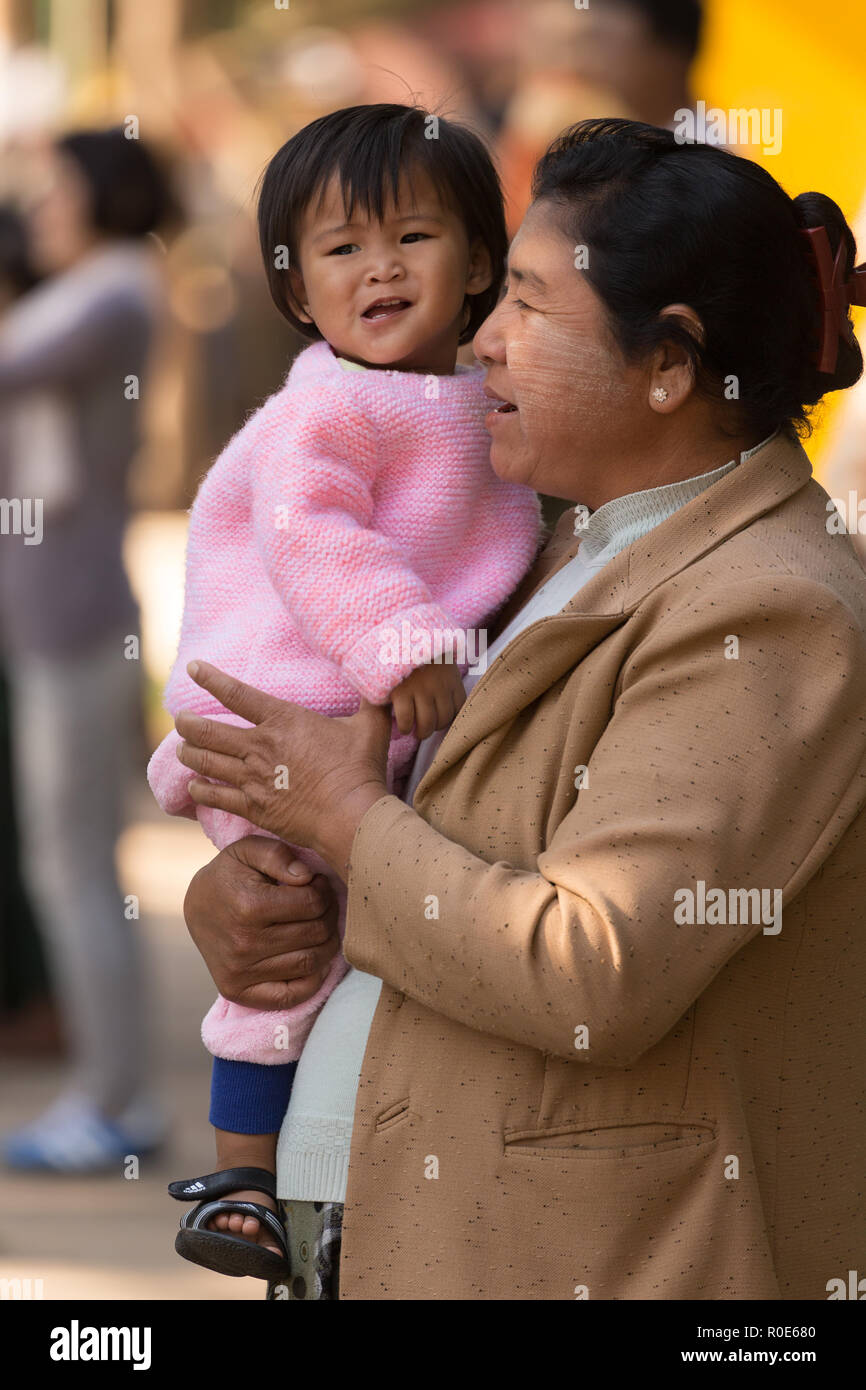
[[400, 232, 429, 244], [329, 243, 359, 256]]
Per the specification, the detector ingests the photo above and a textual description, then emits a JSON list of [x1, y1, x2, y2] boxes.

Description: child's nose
[[364, 250, 405, 283]]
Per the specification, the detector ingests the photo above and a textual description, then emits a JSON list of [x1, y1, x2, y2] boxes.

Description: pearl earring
[[652, 387, 668, 403]]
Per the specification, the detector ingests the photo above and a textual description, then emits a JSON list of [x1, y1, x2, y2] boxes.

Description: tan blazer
[[340, 430, 866, 1300]]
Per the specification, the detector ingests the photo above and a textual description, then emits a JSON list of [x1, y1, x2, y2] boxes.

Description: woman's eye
[[513, 297, 532, 311]]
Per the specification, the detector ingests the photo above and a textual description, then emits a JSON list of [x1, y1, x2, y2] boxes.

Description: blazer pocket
[[375, 1097, 412, 1133], [503, 1118, 716, 1161]]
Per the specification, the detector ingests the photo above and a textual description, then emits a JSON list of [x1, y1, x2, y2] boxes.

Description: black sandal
[[168, 1167, 290, 1280]]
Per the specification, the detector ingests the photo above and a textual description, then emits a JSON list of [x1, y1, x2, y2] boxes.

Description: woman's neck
[[589, 412, 769, 511]]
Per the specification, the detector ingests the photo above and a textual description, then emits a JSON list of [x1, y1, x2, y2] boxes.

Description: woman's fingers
[[175, 708, 248, 756], [185, 660, 278, 725], [176, 738, 243, 787], [228, 835, 314, 885], [357, 696, 393, 722], [183, 847, 337, 1005], [188, 776, 249, 818], [234, 968, 333, 1012]]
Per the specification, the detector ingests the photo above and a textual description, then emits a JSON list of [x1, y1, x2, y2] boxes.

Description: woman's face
[[27, 150, 98, 274], [473, 198, 646, 509]]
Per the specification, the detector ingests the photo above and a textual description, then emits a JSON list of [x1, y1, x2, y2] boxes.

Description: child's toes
[[240, 1213, 262, 1240], [224, 1209, 256, 1236], [221, 1210, 280, 1253], [204, 1188, 282, 1253]]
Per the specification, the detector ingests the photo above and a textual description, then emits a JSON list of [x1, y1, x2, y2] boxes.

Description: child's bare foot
[[207, 1186, 283, 1255], [208, 1128, 283, 1255]]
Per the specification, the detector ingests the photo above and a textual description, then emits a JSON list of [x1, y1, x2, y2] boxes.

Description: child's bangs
[[310, 126, 454, 227]]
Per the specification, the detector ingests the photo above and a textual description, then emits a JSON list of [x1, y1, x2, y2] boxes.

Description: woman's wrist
[[314, 780, 389, 881]]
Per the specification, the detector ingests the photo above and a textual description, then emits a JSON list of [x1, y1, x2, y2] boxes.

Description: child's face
[[287, 165, 492, 374]]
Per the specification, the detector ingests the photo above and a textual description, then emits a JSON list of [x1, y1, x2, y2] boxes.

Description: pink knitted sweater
[[148, 339, 541, 1064]]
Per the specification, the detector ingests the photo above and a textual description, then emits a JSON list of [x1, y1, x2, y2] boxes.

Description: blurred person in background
[[498, 0, 704, 236], [0, 204, 61, 1057], [497, 0, 704, 533], [0, 129, 172, 1171]]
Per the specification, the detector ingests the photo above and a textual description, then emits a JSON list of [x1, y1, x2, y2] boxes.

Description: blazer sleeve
[[251, 388, 456, 703], [341, 574, 866, 1065]]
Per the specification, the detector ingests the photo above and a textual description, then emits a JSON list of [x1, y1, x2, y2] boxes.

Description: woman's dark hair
[[531, 118, 863, 440], [257, 103, 507, 345], [0, 204, 39, 298], [58, 128, 174, 238]]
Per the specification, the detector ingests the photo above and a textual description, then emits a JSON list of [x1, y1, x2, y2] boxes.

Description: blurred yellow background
[[695, 0, 866, 465]]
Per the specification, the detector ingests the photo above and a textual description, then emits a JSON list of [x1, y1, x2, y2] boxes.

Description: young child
[[149, 103, 542, 1279]]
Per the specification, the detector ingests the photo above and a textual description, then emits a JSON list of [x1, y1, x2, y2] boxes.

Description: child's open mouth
[[361, 298, 412, 322]]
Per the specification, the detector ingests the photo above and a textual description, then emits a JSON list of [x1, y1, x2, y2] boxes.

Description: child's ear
[[286, 265, 314, 324], [465, 237, 493, 297]]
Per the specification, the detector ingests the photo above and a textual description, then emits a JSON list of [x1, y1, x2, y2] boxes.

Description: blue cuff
[[209, 1057, 297, 1134]]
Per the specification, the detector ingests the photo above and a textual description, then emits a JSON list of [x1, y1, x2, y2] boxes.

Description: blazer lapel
[[412, 607, 630, 802], [618, 430, 813, 606], [413, 431, 813, 805]]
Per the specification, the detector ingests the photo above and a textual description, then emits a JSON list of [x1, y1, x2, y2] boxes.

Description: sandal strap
[[180, 1198, 289, 1257], [168, 1166, 277, 1203]]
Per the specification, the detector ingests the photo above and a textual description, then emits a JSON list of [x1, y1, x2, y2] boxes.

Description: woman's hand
[[183, 836, 341, 1010], [175, 661, 390, 877]]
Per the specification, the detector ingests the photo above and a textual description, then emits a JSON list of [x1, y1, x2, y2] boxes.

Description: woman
[[0, 206, 57, 1052], [0, 130, 172, 1169], [177, 119, 866, 1299]]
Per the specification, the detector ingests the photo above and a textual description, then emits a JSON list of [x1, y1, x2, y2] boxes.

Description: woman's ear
[[647, 303, 704, 412], [286, 264, 314, 325], [464, 237, 493, 297]]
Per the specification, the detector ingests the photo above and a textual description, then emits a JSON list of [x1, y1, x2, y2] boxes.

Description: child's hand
[[390, 663, 467, 740]]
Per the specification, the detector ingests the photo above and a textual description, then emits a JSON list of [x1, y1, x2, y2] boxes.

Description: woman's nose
[[473, 301, 505, 366]]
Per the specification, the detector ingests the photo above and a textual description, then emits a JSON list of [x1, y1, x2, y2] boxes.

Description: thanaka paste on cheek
[[492, 319, 634, 501]]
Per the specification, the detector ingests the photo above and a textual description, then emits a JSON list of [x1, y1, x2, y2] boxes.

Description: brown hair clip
[[800, 224, 866, 373]]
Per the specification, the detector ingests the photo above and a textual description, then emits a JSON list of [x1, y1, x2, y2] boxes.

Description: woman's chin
[[489, 442, 527, 487]]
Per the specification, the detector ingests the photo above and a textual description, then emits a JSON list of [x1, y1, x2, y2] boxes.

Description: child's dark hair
[[532, 118, 863, 441], [257, 104, 507, 346]]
